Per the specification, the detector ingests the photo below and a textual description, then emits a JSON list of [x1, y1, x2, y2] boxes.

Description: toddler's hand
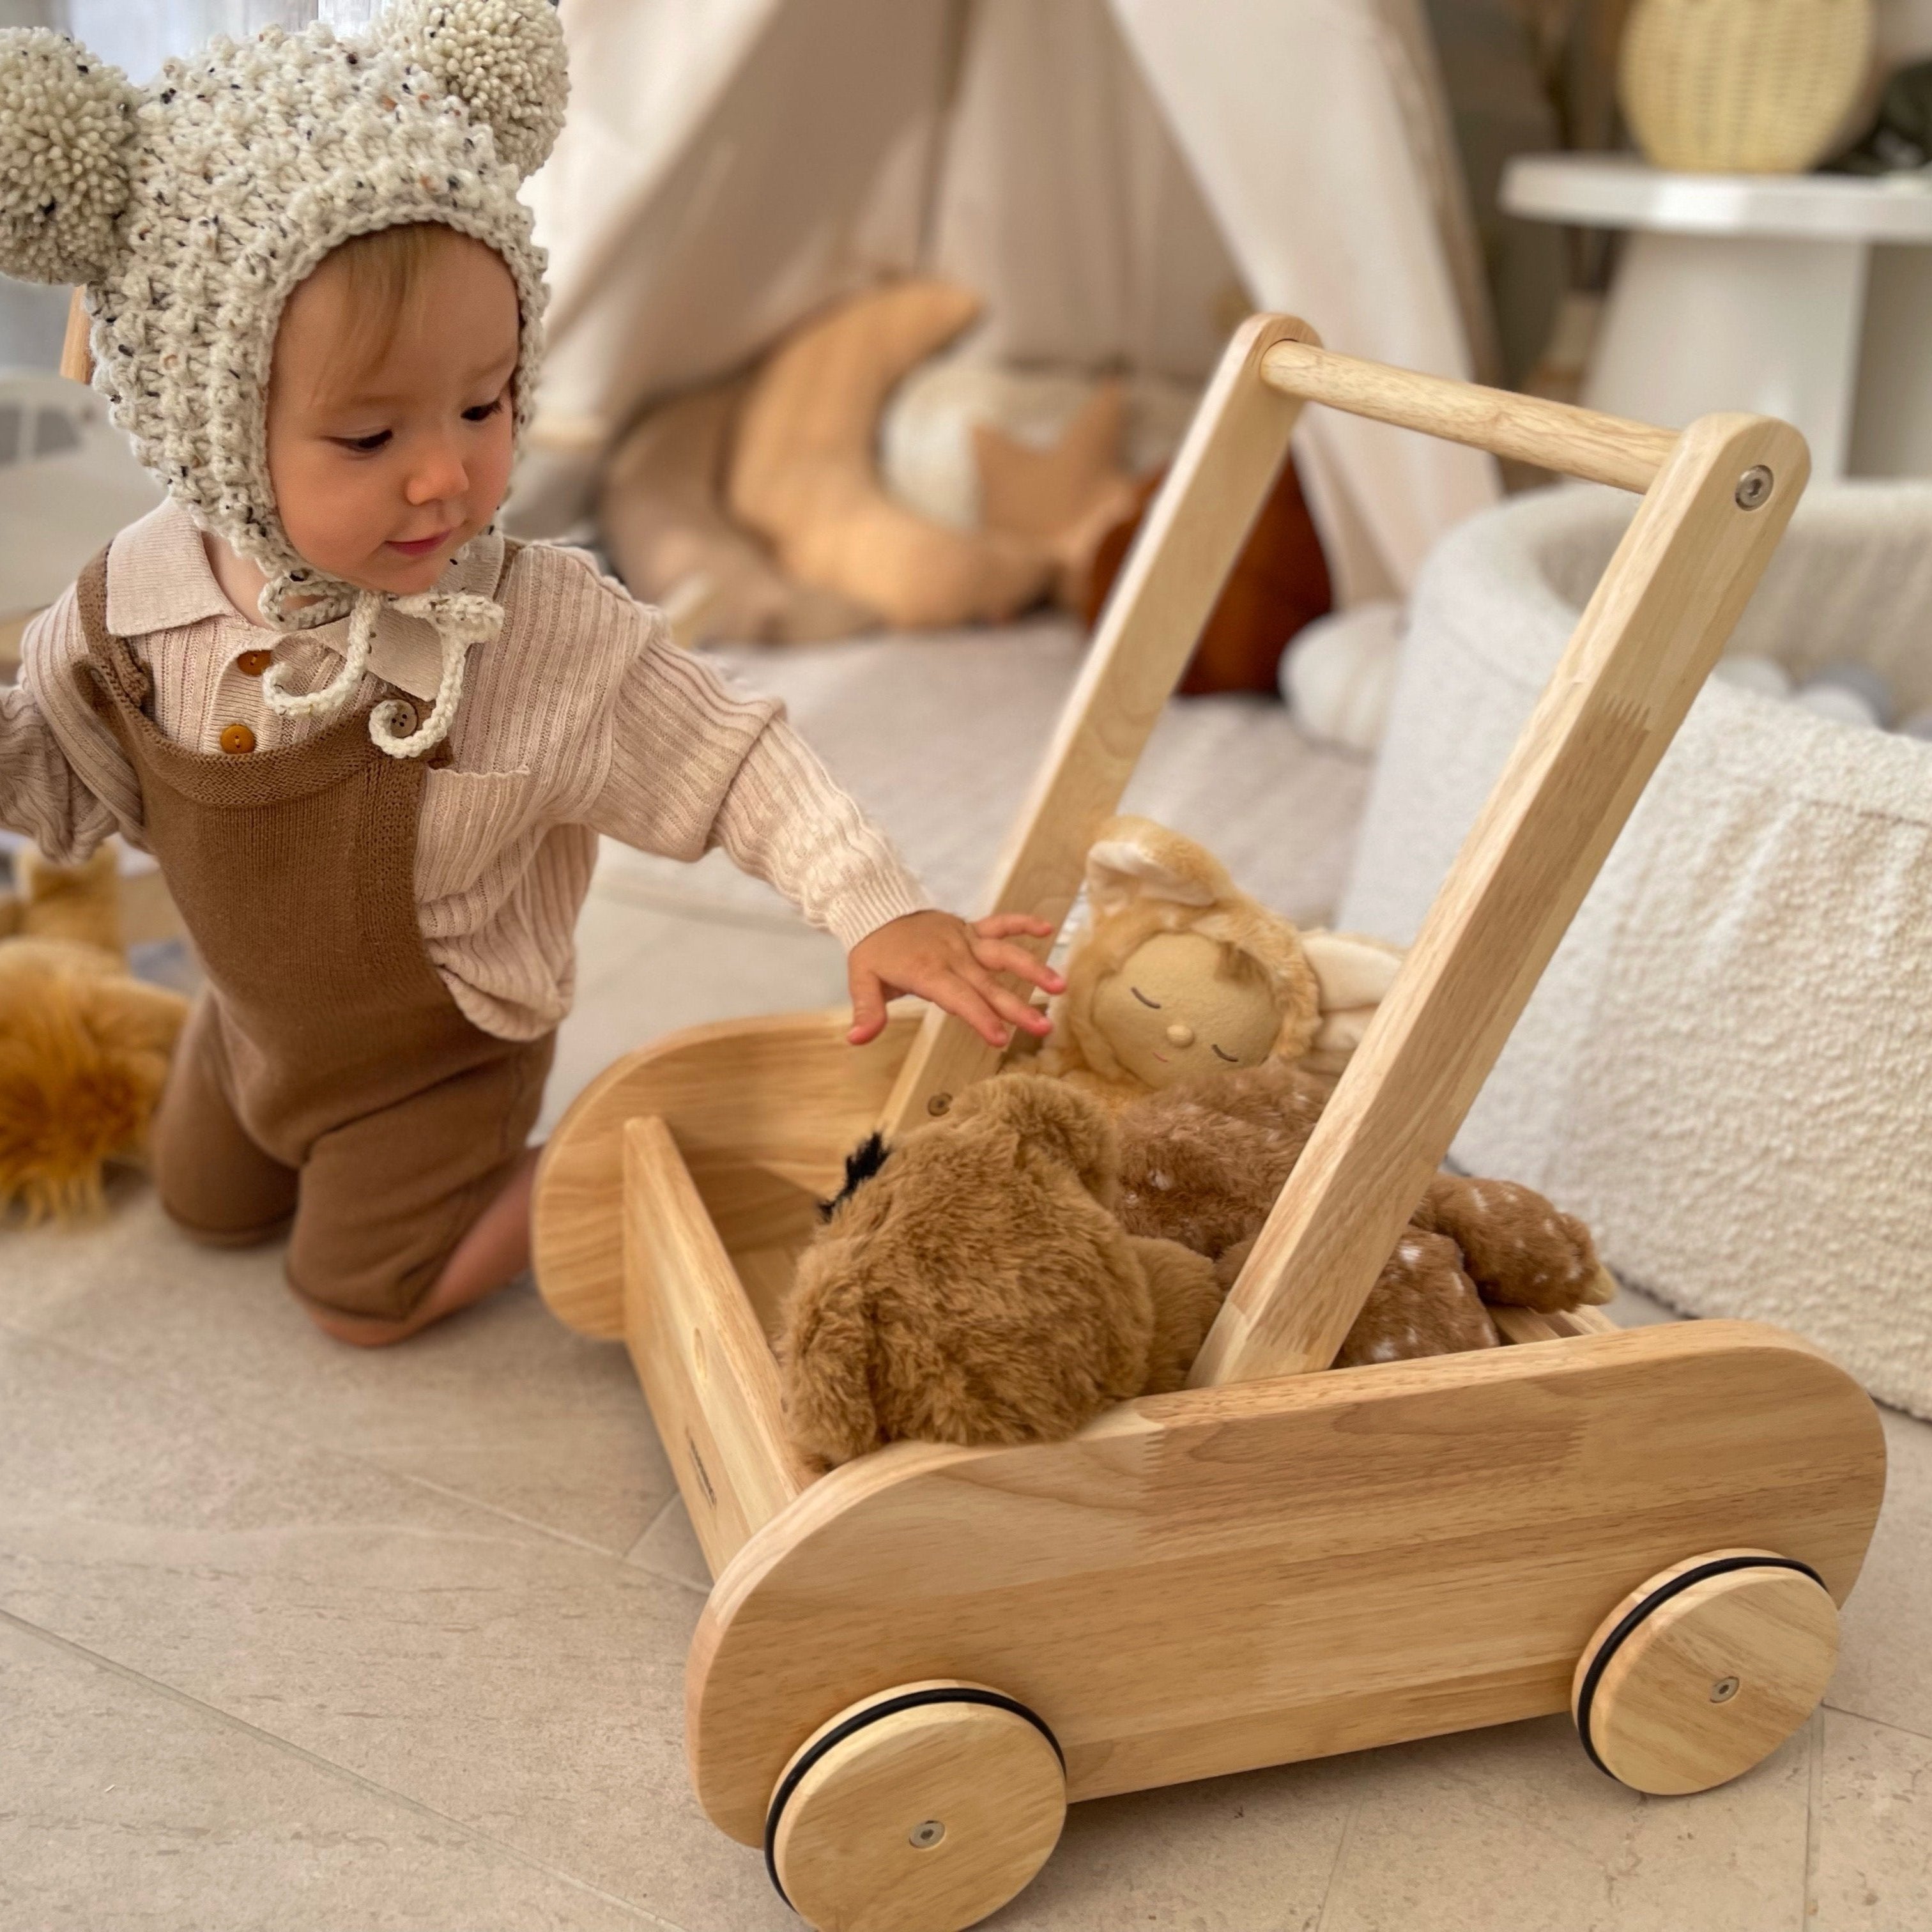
[[847, 912, 1066, 1048]]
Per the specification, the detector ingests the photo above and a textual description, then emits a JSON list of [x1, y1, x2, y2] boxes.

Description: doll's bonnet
[[0, 0, 569, 755]]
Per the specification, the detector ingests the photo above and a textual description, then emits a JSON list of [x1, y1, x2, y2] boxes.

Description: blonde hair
[[312, 221, 489, 390]]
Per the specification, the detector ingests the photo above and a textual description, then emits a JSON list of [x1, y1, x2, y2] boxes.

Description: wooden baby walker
[[534, 316, 1887, 1932]]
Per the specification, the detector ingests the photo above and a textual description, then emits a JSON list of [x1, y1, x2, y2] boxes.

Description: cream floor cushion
[[1340, 482, 1932, 1417]]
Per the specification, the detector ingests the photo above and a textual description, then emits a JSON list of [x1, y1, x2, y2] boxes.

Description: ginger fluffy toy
[[778, 1075, 1222, 1466], [0, 845, 188, 1222]]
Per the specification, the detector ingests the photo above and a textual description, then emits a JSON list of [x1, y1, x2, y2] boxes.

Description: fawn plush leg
[[1215, 1226, 1498, 1367], [1414, 1173, 1609, 1311]]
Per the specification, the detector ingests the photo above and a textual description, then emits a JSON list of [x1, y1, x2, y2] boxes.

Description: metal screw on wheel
[[765, 1681, 1066, 1932], [1572, 1548, 1839, 1795]]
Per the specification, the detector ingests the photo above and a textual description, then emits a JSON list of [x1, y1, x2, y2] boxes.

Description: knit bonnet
[[0, 0, 569, 756]]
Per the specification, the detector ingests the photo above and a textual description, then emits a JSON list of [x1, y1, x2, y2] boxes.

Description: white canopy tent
[[523, 0, 1503, 602]]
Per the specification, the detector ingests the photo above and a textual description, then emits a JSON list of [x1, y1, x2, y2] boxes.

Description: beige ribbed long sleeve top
[[0, 502, 927, 1039]]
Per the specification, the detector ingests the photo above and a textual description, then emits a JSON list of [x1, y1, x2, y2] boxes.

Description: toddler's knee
[[159, 1193, 293, 1249], [286, 1249, 442, 1326], [147, 1046, 298, 1243], [151, 1144, 295, 1248]]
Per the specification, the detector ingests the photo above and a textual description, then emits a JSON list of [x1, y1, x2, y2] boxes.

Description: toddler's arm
[[1, 595, 123, 862], [702, 724, 1061, 1046], [580, 586, 1060, 1045]]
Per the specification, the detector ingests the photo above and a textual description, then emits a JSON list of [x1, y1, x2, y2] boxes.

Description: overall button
[[218, 722, 256, 756], [235, 648, 272, 677]]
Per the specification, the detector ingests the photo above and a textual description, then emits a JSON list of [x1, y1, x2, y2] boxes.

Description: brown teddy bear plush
[[0, 845, 189, 1222], [1039, 816, 1404, 1106], [778, 1073, 1222, 1466], [1114, 1061, 1613, 1367]]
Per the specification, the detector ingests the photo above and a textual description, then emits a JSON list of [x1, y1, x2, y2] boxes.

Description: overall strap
[[72, 546, 153, 716]]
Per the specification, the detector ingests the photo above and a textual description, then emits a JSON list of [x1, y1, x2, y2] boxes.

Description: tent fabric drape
[[924, 0, 1243, 385], [525, 0, 1502, 599]]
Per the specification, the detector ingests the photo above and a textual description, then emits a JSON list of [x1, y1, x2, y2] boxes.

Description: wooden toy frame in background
[[533, 313, 1883, 1932]]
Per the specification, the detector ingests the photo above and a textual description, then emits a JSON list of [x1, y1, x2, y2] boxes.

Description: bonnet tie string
[[371, 588, 502, 758], [257, 581, 503, 758], [259, 585, 378, 723]]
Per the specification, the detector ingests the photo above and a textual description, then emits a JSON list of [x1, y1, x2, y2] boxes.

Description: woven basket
[[1619, 0, 1873, 172]]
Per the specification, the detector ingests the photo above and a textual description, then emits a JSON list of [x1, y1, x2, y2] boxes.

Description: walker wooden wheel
[[1572, 1548, 1839, 1795], [765, 1681, 1067, 1932]]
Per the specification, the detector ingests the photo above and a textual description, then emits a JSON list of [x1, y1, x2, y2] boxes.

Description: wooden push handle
[[875, 321, 1702, 1147], [1191, 408, 1809, 1386], [1259, 340, 1677, 494], [875, 313, 1319, 1140]]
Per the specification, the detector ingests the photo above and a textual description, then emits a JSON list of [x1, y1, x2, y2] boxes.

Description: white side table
[[1501, 153, 1932, 477]]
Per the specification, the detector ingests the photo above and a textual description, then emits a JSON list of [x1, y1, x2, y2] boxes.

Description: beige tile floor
[[3, 873, 1929, 1932]]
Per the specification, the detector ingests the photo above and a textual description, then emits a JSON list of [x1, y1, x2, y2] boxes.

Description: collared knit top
[[0, 502, 928, 1039]]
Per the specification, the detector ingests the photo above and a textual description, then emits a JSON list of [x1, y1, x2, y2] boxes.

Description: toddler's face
[[266, 234, 519, 596]]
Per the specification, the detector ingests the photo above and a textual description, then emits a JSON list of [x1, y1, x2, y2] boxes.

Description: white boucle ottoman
[[1340, 482, 1932, 1418]]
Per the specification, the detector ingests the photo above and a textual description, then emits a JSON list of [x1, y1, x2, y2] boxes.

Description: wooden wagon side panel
[[687, 1321, 1884, 1844], [623, 1117, 813, 1573], [533, 1008, 921, 1336]]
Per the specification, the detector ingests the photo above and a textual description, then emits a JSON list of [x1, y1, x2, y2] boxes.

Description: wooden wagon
[[533, 317, 1886, 1932]]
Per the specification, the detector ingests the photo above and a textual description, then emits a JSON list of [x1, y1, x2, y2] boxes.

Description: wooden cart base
[[536, 1009, 1886, 1851], [533, 320, 1889, 1932]]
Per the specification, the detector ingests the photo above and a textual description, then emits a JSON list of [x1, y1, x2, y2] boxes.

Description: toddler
[[0, 1, 1058, 1344]]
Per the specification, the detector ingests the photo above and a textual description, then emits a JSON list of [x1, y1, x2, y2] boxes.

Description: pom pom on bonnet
[[0, 0, 569, 756]]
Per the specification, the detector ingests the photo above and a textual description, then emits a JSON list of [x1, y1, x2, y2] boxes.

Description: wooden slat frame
[[1193, 406, 1807, 1385], [622, 1116, 811, 1572], [1492, 1304, 1620, 1346]]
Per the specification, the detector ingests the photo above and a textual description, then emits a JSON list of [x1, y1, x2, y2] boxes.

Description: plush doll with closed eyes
[[1038, 816, 1403, 1108]]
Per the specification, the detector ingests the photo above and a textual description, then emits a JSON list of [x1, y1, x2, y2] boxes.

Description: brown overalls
[[75, 548, 555, 1321]]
